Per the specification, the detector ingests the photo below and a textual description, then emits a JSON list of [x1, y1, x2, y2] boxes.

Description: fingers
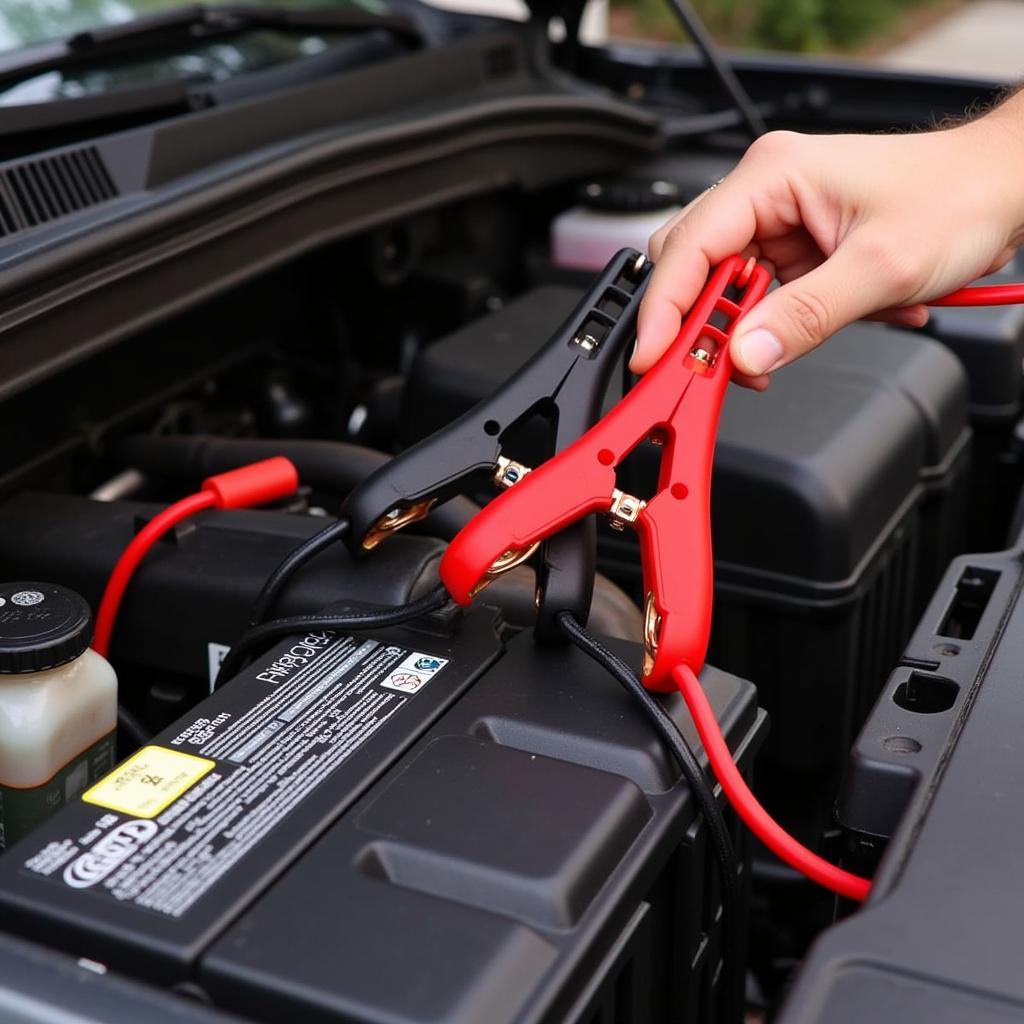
[[647, 176, 729, 261], [633, 177, 758, 373], [864, 304, 930, 328], [733, 371, 771, 391], [729, 240, 910, 376], [984, 247, 1018, 276]]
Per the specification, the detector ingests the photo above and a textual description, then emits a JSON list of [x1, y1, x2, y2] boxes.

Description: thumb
[[731, 246, 896, 376]]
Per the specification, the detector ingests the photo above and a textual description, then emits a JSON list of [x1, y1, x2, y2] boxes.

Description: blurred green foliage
[[621, 0, 939, 52]]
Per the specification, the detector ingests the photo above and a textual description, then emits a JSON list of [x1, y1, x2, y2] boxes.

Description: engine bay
[[0, 8, 1021, 1022]]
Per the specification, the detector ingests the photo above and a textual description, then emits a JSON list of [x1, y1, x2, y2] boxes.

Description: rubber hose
[[111, 435, 479, 541]]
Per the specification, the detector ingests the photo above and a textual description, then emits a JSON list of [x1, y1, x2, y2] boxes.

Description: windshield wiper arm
[[0, 3, 422, 91]]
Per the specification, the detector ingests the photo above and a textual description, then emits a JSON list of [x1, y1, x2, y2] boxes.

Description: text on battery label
[[63, 820, 158, 889], [254, 631, 334, 684]]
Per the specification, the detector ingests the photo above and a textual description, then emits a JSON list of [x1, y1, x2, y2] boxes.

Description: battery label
[[21, 634, 448, 919], [82, 746, 215, 819]]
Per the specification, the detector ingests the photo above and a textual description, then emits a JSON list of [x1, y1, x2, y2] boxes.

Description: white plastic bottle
[[0, 583, 117, 850], [551, 178, 683, 272]]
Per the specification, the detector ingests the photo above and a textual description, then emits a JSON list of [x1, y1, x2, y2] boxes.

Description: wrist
[[962, 91, 1024, 241]]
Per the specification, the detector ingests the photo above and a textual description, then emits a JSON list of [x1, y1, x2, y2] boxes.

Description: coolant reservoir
[[551, 177, 683, 272], [0, 583, 117, 850]]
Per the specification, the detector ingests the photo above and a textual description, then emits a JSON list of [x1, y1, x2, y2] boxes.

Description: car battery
[[406, 288, 970, 798], [0, 610, 765, 1024], [778, 535, 1024, 1024]]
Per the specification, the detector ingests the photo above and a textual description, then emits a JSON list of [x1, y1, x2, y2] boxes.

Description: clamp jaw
[[341, 248, 653, 637], [440, 255, 772, 689]]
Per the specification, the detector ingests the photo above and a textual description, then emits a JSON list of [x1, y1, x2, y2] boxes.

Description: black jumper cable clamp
[[341, 247, 652, 640]]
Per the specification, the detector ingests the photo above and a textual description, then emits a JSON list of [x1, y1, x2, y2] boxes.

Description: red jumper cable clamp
[[440, 254, 771, 690]]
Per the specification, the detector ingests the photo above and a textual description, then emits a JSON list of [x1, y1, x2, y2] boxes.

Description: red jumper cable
[[93, 457, 299, 658], [930, 281, 1024, 305]]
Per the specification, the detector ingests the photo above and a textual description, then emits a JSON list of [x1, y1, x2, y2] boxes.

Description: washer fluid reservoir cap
[[0, 583, 92, 675]]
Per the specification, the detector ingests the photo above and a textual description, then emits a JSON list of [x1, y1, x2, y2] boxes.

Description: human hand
[[633, 97, 1024, 388]]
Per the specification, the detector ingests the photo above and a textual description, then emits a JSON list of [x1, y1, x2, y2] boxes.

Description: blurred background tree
[[611, 0, 958, 53]]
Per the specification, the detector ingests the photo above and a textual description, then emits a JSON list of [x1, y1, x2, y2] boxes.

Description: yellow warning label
[[82, 745, 216, 819]]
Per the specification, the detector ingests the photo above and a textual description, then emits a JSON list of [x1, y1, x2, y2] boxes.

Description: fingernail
[[736, 328, 784, 375], [629, 337, 643, 373]]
